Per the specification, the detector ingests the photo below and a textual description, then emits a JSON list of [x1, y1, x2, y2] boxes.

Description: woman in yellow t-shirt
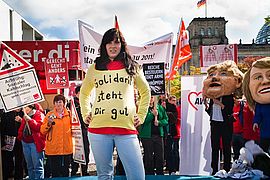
[[80, 28, 150, 179]]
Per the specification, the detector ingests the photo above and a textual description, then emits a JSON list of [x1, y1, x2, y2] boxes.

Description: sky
[[3, 0, 270, 46]]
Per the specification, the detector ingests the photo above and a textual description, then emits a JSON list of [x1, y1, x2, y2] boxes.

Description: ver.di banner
[[4, 41, 80, 71]]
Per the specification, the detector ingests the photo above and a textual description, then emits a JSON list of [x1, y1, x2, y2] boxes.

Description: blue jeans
[[89, 133, 145, 180], [22, 141, 44, 179]]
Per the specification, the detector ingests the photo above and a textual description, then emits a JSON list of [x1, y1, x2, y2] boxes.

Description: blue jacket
[[253, 103, 270, 138]]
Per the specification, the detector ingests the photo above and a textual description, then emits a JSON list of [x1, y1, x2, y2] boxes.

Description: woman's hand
[[85, 112, 92, 125], [253, 123, 259, 132], [154, 119, 159, 126], [15, 115, 22, 122], [213, 99, 225, 109], [23, 115, 31, 122], [151, 108, 158, 117], [134, 114, 141, 128]]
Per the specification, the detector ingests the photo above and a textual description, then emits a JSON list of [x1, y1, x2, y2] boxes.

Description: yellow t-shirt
[[80, 64, 151, 131]]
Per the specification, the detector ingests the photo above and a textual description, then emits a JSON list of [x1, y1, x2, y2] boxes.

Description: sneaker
[[23, 176, 29, 180]]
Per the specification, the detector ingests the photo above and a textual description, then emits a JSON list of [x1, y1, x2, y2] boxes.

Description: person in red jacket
[[241, 98, 260, 142], [169, 98, 181, 175], [17, 104, 46, 179], [232, 98, 260, 160], [232, 98, 245, 160]]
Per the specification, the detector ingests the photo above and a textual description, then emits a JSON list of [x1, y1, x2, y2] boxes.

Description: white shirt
[[212, 98, 224, 122]]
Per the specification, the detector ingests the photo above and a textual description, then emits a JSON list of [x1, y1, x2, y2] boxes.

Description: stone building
[[181, 16, 270, 74], [239, 16, 270, 62]]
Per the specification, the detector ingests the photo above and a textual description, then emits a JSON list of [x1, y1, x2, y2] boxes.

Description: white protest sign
[[78, 20, 173, 73], [129, 33, 173, 71], [78, 20, 101, 70], [0, 68, 44, 112], [70, 98, 86, 165], [180, 75, 211, 175]]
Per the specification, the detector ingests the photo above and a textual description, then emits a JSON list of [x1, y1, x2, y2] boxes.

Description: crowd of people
[[1, 26, 270, 179], [0, 93, 181, 179], [0, 28, 181, 179]]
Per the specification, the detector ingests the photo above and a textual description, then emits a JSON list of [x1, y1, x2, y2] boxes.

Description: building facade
[[182, 16, 270, 74], [0, 0, 43, 41], [0, 0, 82, 110]]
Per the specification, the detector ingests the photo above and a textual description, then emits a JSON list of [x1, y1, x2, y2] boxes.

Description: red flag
[[115, 15, 120, 31], [197, 0, 206, 8], [166, 19, 192, 80]]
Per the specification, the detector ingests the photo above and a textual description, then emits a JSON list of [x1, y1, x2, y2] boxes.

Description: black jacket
[[205, 95, 235, 123], [0, 110, 21, 147], [165, 102, 178, 136]]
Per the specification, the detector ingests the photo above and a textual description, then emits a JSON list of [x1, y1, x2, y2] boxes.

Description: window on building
[[215, 28, 219, 36], [200, 28, 205, 35], [207, 28, 212, 36]]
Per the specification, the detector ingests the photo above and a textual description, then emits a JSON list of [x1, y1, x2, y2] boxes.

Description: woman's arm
[[80, 65, 95, 123], [134, 68, 151, 124], [27, 111, 45, 132]]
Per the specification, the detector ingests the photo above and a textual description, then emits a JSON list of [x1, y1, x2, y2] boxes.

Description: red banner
[[44, 58, 69, 89], [3, 41, 80, 71], [166, 19, 192, 80]]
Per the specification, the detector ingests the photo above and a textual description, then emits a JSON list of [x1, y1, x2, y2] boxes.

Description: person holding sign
[[139, 96, 168, 175], [80, 28, 151, 179], [17, 104, 46, 179]]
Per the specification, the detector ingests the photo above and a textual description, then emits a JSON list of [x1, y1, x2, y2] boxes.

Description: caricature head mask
[[243, 57, 270, 110], [203, 60, 243, 99]]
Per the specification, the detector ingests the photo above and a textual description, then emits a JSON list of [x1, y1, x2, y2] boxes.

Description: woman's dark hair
[[15, 108, 24, 118], [53, 94, 66, 104], [27, 104, 36, 110], [95, 28, 139, 76]]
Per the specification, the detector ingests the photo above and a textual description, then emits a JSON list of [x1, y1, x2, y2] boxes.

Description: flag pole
[[168, 79, 171, 95], [205, 0, 207, 17], [0, 131, 2, 180]]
